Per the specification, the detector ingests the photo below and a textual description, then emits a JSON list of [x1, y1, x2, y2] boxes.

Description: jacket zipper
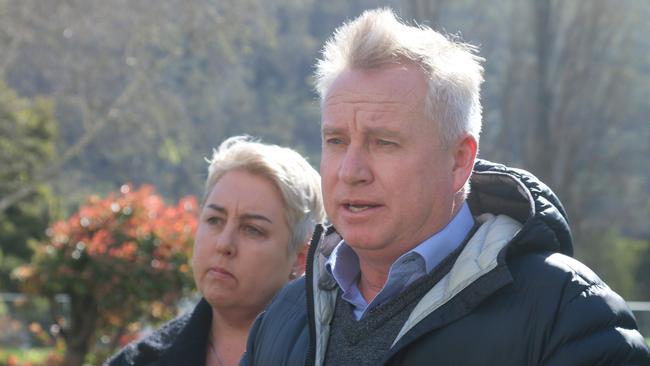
[[304, 224, 324, 366]]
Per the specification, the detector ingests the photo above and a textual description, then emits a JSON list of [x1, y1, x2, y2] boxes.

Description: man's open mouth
[[345, 203, 379, 212]]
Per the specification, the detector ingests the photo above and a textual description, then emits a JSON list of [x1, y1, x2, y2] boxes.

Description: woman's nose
[[214, 225, 237, 256]]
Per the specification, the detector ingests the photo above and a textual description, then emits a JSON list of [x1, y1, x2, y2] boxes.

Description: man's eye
[[377, 139, 396, 146], [325, 137, 344, 145]]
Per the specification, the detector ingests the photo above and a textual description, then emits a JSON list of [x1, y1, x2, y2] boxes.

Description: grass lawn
[[0, 347, 54, 364]]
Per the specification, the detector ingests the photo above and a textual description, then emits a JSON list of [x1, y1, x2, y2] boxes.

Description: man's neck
[[353, 199, 469, 304], [356, 257, 391, 303]]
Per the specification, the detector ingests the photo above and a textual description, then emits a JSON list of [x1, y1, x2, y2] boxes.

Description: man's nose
[[338, 144, 373, 185]]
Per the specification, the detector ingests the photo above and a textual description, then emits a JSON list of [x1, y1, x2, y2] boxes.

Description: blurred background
[[1, 0, 649, 364]]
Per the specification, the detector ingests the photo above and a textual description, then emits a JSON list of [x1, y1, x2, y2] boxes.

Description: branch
[[0, 71, 143, 213], [0, 36, 21, 79]]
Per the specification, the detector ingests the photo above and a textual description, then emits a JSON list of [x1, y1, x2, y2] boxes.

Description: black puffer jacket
[[242, 160, 650, 366], [104, 298, 212, 366]]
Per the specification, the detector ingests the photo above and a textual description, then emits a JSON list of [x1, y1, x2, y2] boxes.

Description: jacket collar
[[149, 298, 212, 366]]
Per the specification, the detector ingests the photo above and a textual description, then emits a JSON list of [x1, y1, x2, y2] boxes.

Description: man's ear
[[290, 244, 309, 279], [451, 135, 477, 192]]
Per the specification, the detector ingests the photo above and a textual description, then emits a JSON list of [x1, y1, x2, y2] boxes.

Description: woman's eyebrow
[[206, 204, 226, 214], [241, 213, 273, 224], [206, 204, 272, 224]]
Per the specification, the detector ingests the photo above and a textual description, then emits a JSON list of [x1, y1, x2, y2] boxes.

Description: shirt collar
[[412, 202, 475, 273], [326, 242, 360, 292], [326, 202, 475, 295]]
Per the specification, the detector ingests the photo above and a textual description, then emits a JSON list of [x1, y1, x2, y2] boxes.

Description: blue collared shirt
[[326, 202, 475, 320]]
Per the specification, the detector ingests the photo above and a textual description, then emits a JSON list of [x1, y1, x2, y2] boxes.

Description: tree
[[483, 0, 650, 297], [1, 0, 647, 302], [0, 80, 57, 291], [0, 0, 376, 210], [0, 0, 316, 209], [13, 185, 198, 366], [399, 0, 447, 26], [392, 0, 650, 298]]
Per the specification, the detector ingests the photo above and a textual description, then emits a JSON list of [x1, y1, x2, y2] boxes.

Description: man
[[241, 8, 650, 365]]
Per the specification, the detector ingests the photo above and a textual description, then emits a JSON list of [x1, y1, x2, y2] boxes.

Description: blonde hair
[[204, 136, 325, 253], [315, 7, 485, 148]]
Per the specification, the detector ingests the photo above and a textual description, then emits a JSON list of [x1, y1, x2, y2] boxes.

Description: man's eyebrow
[[321, 126, 344, 135], [206, 204, 272, 224], [365, 126, 401, 138], [322, 126, 401, 138]]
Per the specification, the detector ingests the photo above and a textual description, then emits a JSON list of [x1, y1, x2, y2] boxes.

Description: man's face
[[320, 63, 465, 266]]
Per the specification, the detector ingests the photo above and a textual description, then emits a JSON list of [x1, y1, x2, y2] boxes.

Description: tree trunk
[[528, 0, 553, 181], [61, 294, 99, 366], [63, 349, 88, 366]]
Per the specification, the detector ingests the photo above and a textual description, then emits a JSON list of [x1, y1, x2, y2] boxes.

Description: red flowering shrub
[[13, 184, 198, 366]]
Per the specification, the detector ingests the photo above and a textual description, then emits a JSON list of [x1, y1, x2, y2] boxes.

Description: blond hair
[[204, 136, 325, 253], [315, 8, 485, 147]]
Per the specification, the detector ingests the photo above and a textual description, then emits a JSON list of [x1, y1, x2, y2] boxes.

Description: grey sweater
[[324, 242, 464, 366]]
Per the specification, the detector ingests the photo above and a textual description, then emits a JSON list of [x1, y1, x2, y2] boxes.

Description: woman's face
[[192, 169, 300, 314]]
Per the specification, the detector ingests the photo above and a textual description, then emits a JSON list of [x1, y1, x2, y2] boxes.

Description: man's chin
[[339, 230, 384, 251]]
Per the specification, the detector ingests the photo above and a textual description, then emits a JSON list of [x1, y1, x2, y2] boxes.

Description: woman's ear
[[290, 244, 309, 279]]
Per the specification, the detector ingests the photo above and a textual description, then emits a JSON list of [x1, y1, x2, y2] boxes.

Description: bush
[[13, 185, 198, 366], [0, 80, 58, 293], [0, 347, 62, 366]]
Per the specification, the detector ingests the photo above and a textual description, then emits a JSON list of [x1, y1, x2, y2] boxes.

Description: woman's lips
[[207, 266, 234, 280]]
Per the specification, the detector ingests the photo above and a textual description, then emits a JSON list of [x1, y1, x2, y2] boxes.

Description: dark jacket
[[242, 160, 650, 366], [104, 298, 211, 366]]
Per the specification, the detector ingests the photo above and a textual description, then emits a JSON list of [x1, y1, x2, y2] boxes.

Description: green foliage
[[575, 231, 650, 300], [634, 238, 650, 301], [0, 295, 52, 345], [0, 81, 58, 291], [0, 347, 60, 365]]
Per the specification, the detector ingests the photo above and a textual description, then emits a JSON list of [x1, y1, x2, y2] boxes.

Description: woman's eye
[[243, 225, 264, 237], [206, 216, 223, 225]]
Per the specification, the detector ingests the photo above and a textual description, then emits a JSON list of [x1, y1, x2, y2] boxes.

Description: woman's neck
[[206, 307, 255, 366]]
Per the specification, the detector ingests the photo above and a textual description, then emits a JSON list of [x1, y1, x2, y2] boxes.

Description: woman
[[106, 136, 325, 366]]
